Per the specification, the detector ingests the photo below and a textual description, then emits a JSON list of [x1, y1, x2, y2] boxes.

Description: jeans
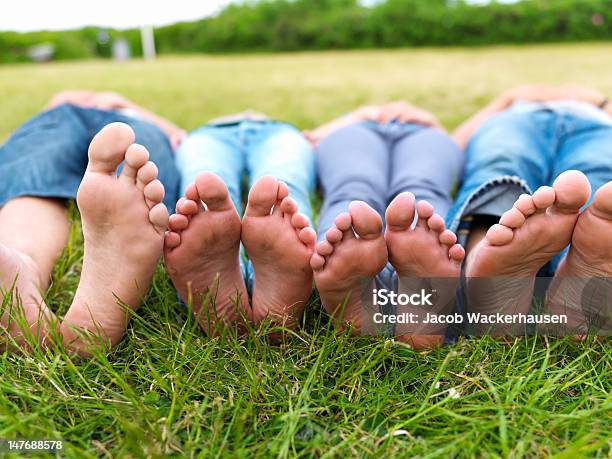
[[175, 120, 316, 290], [317, 120, 464, 289], [0, 103, 180, 211], [446, 102, 612, 275]]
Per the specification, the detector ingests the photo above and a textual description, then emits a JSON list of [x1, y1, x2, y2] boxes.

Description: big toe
[[385, 192, 416, 230], [552, 170, 591, 212], [590, 181, 612, 219], [245, 175, 279, 217], [88, 122, 136, 174], [195, 172, 233, 211], [348, 201, 383, 240]]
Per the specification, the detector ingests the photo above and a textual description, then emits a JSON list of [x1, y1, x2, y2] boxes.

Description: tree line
[[1, 0, 610, 63]]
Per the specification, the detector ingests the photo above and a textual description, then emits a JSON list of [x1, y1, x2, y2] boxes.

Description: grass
[[1, 43, 611, 458]]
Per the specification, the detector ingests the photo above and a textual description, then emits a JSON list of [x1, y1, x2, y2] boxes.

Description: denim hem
[[0, 190, 76, 208], [204, 119, 296, 130], [448, 175, 531, 234]]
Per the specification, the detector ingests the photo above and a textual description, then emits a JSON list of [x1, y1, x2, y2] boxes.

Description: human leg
[[389, 127, 463, 217], [0, 104, 91, 346], [384, 127, 465, 347], [546, 121, 612, 334], [61, 123, 169, 355], [310, 123, 389, 331], [165, 126, 249, 332], [242, 123, 317, 328], [456, 110, 590, 334], [314, 122, 389, 238]]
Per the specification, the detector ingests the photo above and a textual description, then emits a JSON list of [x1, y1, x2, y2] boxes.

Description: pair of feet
[[310, 194, 465, 347], [163, 173, 316, 333], [1, 123, 169, 354], [465, 170, 612, 335]]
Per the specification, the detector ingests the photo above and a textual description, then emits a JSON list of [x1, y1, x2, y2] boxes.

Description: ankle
[[0, 243, 47, 291], [17, 251, 48, 291]]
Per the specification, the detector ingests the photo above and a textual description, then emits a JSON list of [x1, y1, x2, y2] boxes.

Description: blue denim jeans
[[175, 120, 316, 291], [317, 120, 464, 290], [446, 102, 612, 275], [0, 103, 180, 211]]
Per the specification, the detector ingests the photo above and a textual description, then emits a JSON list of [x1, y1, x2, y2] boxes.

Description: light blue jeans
[[446, 102, 612, 275], [175, 120, 316, 290]]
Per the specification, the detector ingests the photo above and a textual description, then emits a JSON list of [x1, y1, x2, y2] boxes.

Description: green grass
[[1, 44, 612, 458]]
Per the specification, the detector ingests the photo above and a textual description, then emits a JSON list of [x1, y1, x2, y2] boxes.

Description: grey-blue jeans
[[316, 120, 464, 289]]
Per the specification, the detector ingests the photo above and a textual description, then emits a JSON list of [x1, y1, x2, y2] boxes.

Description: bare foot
[[546, 181, 612, 335], [0, 245, 52, 348], [384, 192, 465, 348], [164, 172, 250, 333], [311, 201, 388, 332], [60, 122, 169, 355], [241, 176, 316, 330], [464, 170, 591, 335]]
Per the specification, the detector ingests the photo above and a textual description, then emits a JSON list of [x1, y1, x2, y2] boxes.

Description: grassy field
[[1, 43, 611, 458]]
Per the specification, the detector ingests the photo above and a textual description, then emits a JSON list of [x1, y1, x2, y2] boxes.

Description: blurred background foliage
[[0, 0, 610, 63]]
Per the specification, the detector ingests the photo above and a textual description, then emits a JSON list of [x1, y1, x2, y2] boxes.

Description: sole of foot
[[61, 122, 169, 356], [385, 192, 465, 349], [164, 172, 250, 333], [311, 201, 388, 332], [464, 170, 591, 335], [241, 176, 316, 331], [546, 180, 612, 335], [0, 244, 52, 349]]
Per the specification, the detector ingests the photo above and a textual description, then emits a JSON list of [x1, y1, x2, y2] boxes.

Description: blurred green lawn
[[2, 42, 612, 139], [0, 44, 611, 458]]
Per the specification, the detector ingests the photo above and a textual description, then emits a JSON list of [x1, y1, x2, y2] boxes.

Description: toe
[[317, 240, 334, 256], [427, 214, 445, 233], [552, 170, 591, 213], [149, 203, 169, 230], [326, 227, 344, 244], [439, 229, 457, 246], [169, 213, 189, 231], [348, 201, 383, 240], [280, 196, 298, 216], [299, 227, 317, 248], [291, 213, 310, 229], [195, 172, 233, 211], [88, 122, 135, 174], [499, 207, 526, 228], [277, 181, 289, 201], [120, 144, 149, 182], [486, 223, 514, 246], [185, 183, 199, 202], [245, 176, 278, 217], [590, 181, 612, 219], [385, 192, 416, 231], [449, 244, 465, 262], [136, 162, 159, 191], [416, 200, 435, 227], [310, 253, 326, 271], [334, 212, 353, 232], [513, 194, 536, 216], [164, 231, 181, 249], [176, 198, 199, 216], [532, 186, 555, 210], [144, 180, 165, 208]]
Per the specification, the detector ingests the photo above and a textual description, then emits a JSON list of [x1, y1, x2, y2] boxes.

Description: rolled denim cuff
[[449, 176, 530, 248]]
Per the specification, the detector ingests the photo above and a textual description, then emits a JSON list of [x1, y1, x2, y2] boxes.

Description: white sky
[[0, 0, 236, 32], [0, 0, 509, 33]]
